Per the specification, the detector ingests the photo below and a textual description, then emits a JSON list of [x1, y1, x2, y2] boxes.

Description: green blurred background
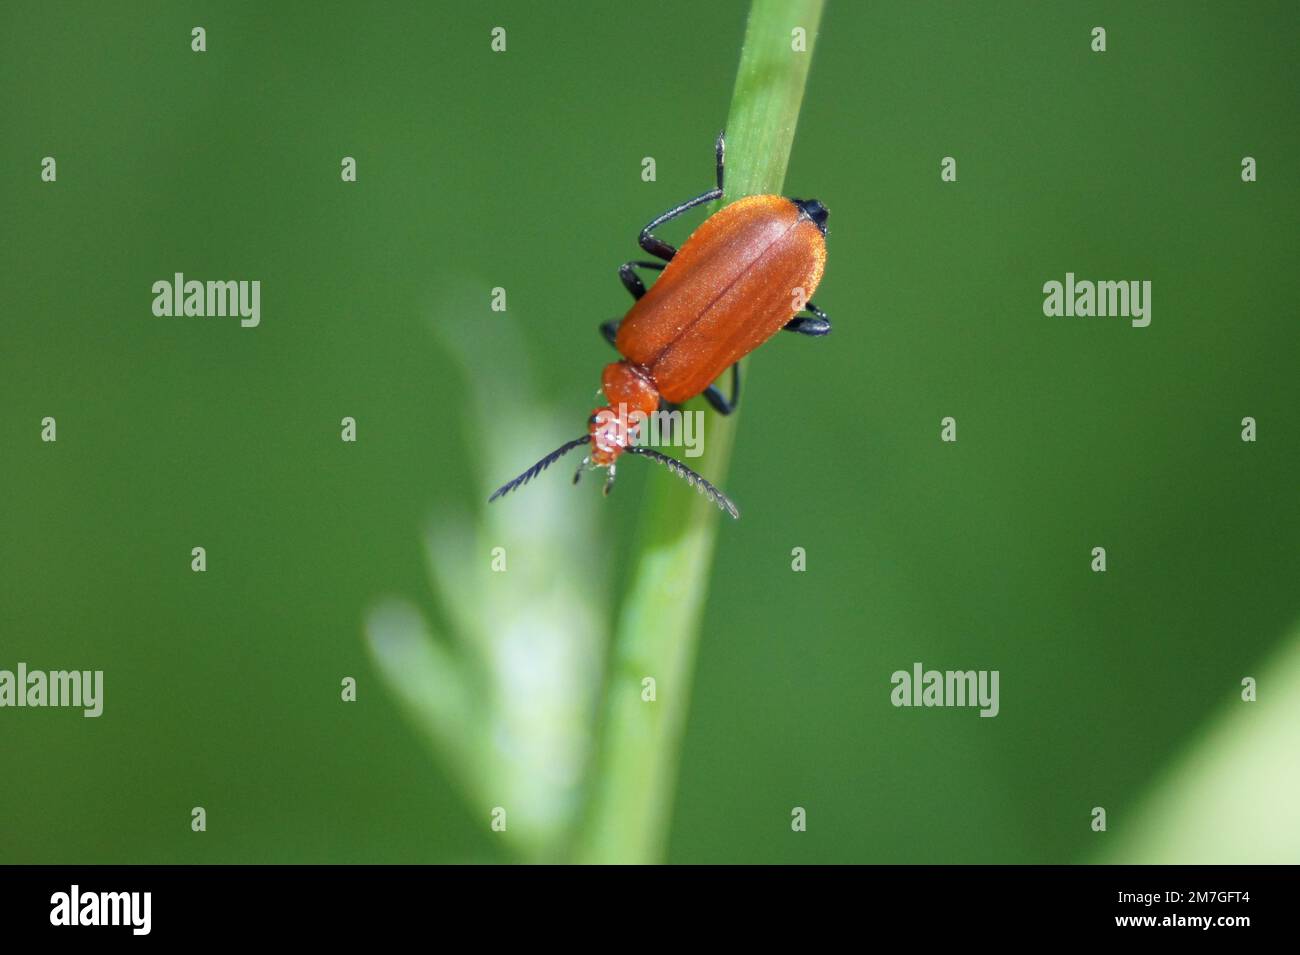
[[2, 1, 1297, 863]]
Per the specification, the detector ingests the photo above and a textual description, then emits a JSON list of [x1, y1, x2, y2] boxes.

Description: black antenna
[[488, 435, 591, 503], [626, 446, 740, 519]]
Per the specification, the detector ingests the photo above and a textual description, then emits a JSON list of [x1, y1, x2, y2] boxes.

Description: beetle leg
[[783, 300, 832, 336], [637, 132, 727, 261], [714, 129, 726, 192], [638, 188, 721, 261], [702, 363, 741, 416], [656, 399, 681, 444], [600, 319, 620, 348], [617, 260, 665, 300], [573, 456, 592, 484]]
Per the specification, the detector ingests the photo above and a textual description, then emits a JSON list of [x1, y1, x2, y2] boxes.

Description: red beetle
[[490, 133, 831, 518]]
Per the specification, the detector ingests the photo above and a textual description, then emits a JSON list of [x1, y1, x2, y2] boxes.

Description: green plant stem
[[576, 0, 825, 864]]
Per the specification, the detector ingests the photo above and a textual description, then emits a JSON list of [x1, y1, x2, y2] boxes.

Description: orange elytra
[[489, 132, 831, 519]]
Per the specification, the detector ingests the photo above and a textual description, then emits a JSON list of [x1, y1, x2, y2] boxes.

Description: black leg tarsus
[[783, 300, 832, 336], [784, 315, 832, 336], [702, 363, 741, 416], [638, 188, 721, 261], [656, 399, 681, 444], [636, 134, 727, 262], [714, 129, 726, 192], [618, 260, 665, 300]]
